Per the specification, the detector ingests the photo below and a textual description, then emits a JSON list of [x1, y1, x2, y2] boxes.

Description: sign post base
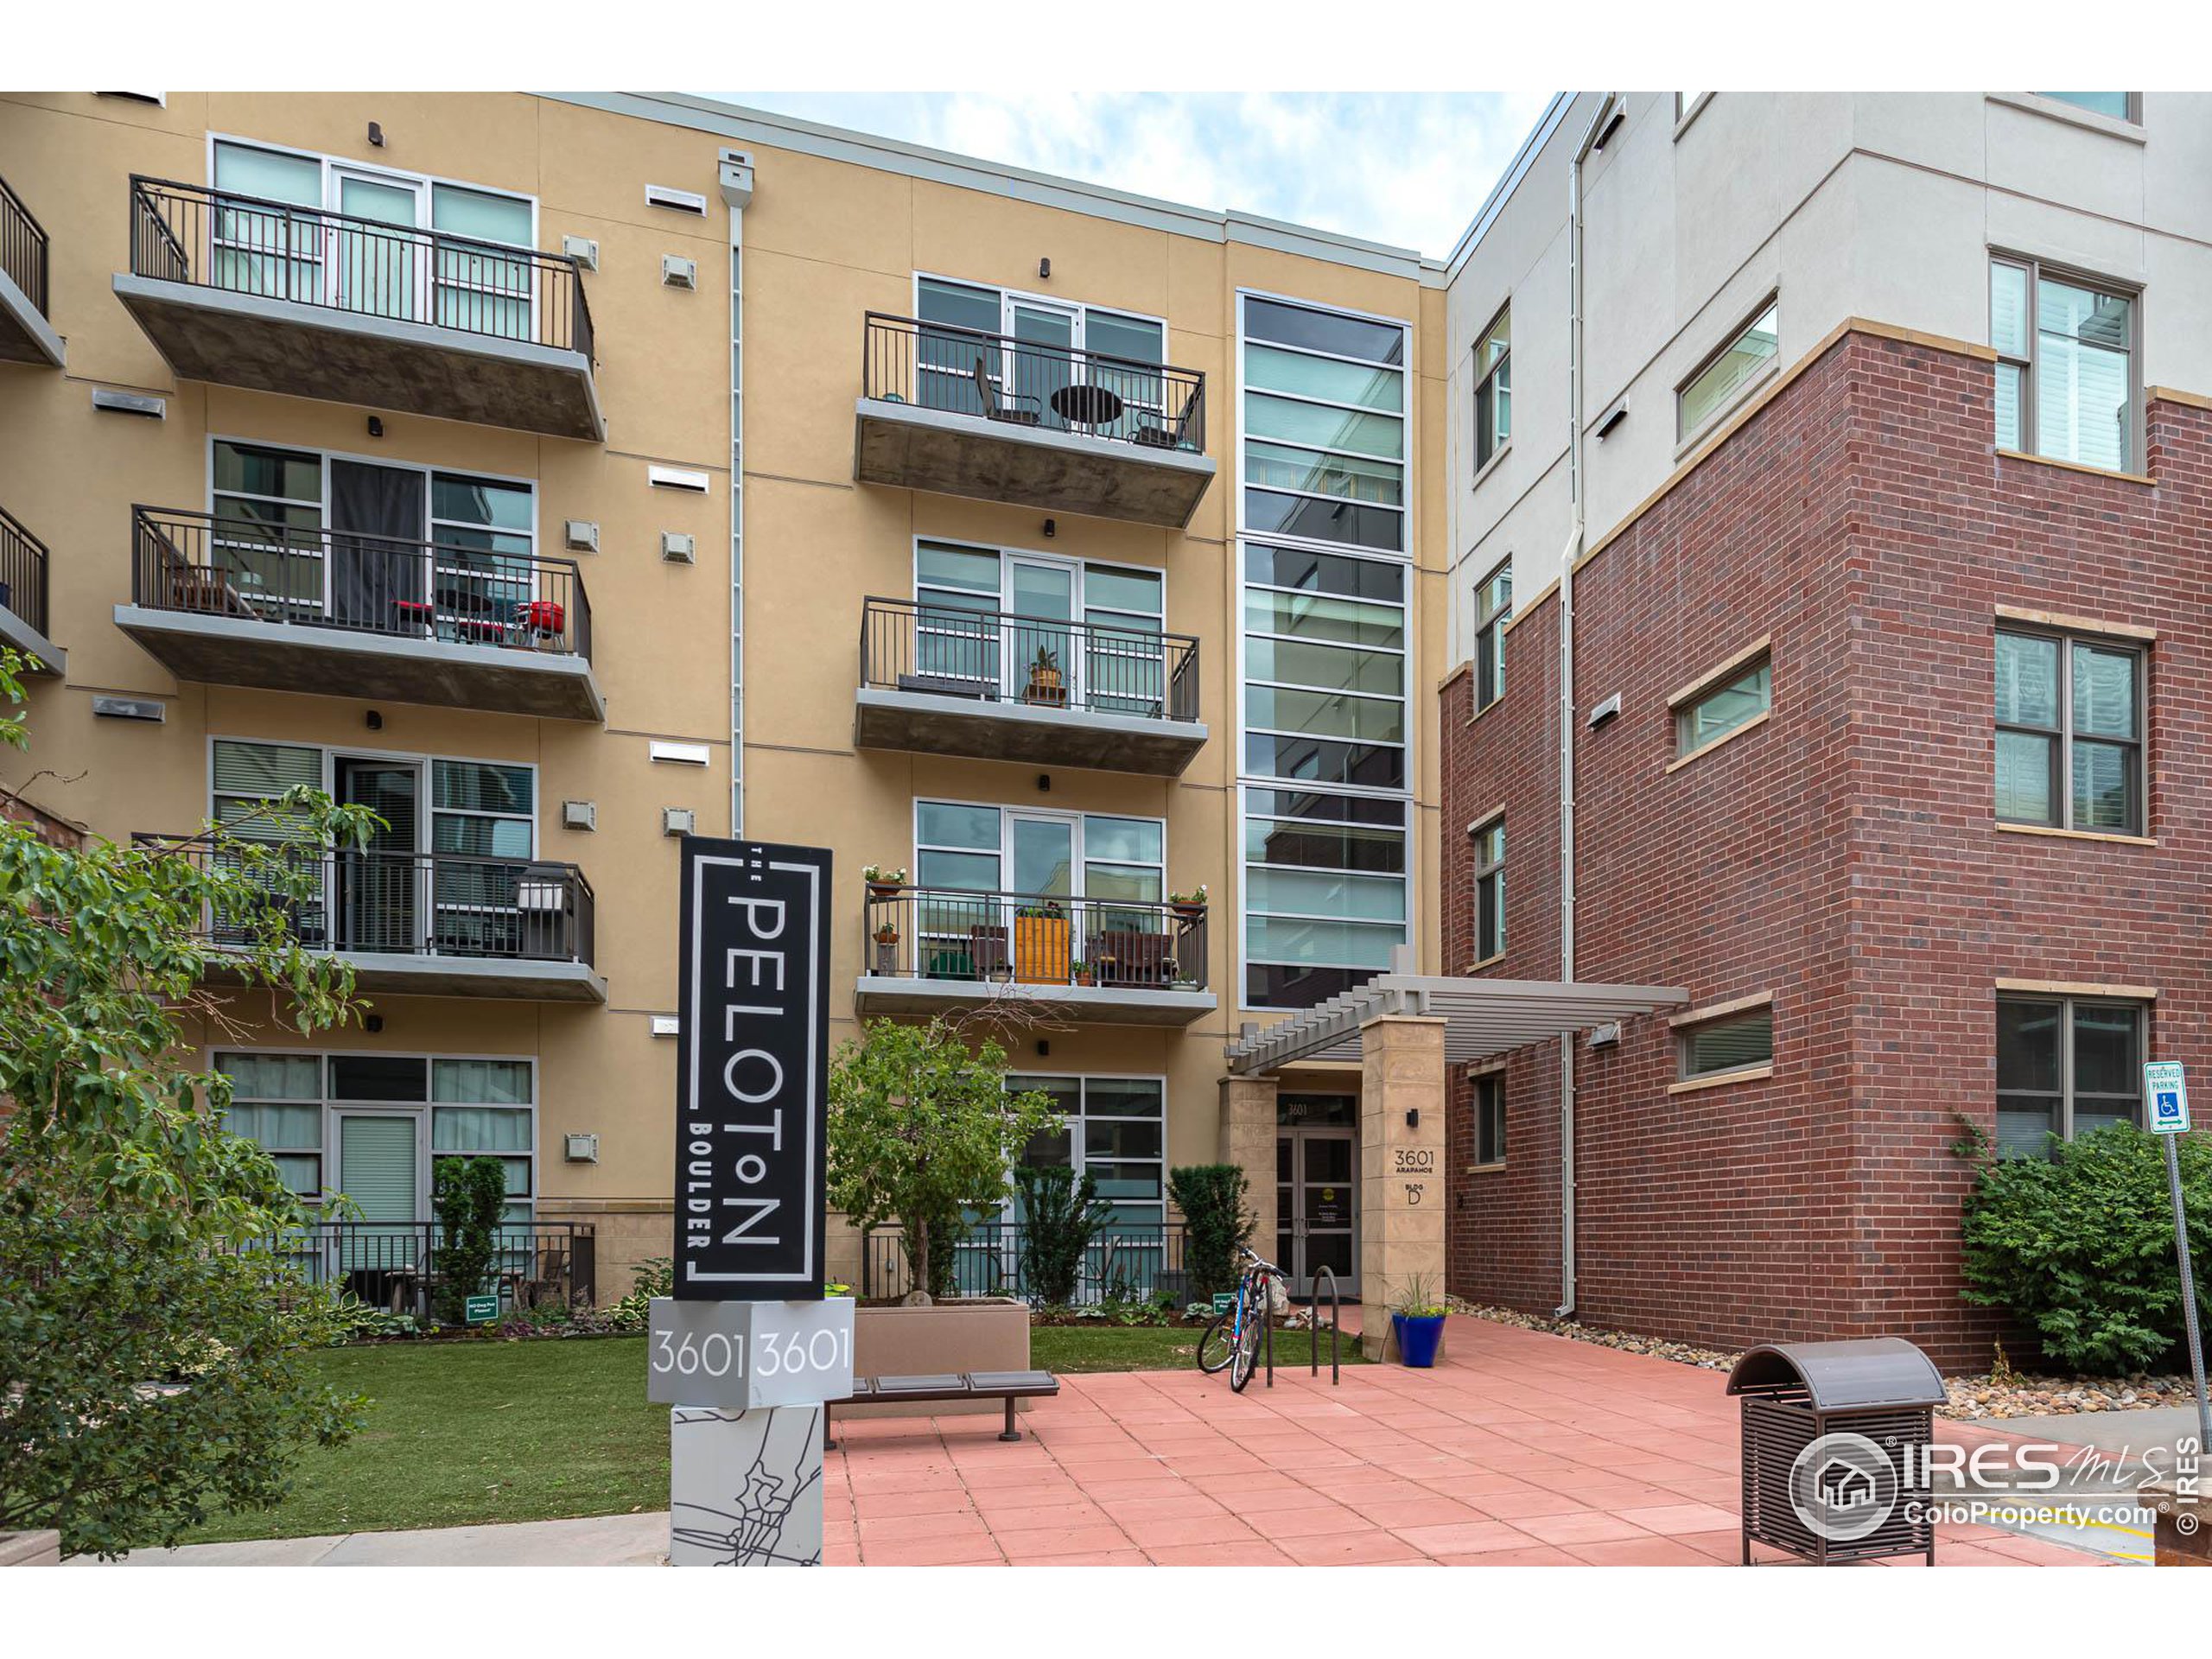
[[669, 1403, 825, 1567]]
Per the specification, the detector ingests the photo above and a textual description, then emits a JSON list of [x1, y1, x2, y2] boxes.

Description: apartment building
[[1438, 92, 2212, 1364], [0, 92, 1452, 1310]]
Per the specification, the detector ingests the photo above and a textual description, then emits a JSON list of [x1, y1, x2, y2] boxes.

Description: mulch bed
[[1446, 1295, 2199, 1420]]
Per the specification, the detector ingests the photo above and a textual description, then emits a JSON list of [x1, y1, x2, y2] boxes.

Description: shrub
[[430, 1156, 509, 1325], [599, 1255, 675, 1333], [1013, 1164, 1111, 1305], [1168, 1164, 1255, 1302], [1956, 1120, 2212, 1373]]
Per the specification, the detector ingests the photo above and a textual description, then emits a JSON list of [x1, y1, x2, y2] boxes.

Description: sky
[[709, 92, 1557, 257]]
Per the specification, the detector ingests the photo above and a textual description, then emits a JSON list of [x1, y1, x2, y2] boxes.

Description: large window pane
[[2038, 92, 2133, 118], [1996, 633, 2059, 727], [2035, 279, 2132, 471], [1243, 490, 1404, 550], [1244, 440, 1404, 506], [1244, 817, 1407, 873], [917, 802, 999, 851], [1246, 915, 1405, 968], [2071, 741, 2136, 831], [1997, 999, 2061, 1092], [1081, 816, 1161, 867], [1081, 567, 1160, 618], [1244, 588, 1404, 648], [2071, 645, 2136, 739], [1247, 545, 1403, 603], [328, 1054, 428, 1101], [1244, 343, 1402, 409], [1245, 867, 1407, 922], [432, 1058, 532, 1104], [1681, 1008, 1773, 1077], [433, 761, 533, 816], [1244, 393, 1402, 458], [1246, 636, 1404, 696], [1083, 309, 1162, 365], [1243, 297, 1404, 365], [1677, 661, 1770, 753], [1247, 685, 1405, 743]]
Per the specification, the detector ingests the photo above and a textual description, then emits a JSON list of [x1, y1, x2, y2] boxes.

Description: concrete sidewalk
[[76, 1511, 669, 1567]]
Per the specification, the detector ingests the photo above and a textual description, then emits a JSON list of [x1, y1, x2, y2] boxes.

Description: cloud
[[707, 92, 1554, 254]]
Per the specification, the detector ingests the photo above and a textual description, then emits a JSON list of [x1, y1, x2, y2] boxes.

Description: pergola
[[1225, 971, 1688, 1074]]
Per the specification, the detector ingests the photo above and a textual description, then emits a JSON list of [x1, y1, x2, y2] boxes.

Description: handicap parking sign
[[2143, 1062, 2191, 1135]]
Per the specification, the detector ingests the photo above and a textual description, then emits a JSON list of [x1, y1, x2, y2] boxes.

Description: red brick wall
[[1441, 328, 2211, 1368]]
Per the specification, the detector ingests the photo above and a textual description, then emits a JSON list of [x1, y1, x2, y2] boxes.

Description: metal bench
[[822, 1369, 1059, 1450]]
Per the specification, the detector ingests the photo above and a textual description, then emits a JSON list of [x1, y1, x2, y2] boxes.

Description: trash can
[[1726, 1337, 1946, 1566]]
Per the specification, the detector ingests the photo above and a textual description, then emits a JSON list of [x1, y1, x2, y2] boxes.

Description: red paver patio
[[821, 1314, 2107, 1567]]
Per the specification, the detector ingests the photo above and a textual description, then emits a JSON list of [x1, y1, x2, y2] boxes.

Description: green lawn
[[187, 1323, 1362, 1543]]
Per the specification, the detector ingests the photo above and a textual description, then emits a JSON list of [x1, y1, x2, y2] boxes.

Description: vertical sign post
[[653, 837, 849, 1566], [2144, 1060, 2209, 1462]]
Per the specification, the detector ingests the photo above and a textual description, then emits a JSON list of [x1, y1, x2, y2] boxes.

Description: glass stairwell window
[[1993, 258, 2136, 472], [1678, 300, 1778, 439]]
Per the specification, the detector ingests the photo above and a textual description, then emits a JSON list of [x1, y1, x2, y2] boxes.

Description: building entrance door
[[1275, 1116, 1358, 1300]]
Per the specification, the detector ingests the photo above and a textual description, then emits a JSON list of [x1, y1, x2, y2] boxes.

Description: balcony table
[[1050, 383, 1126, 429]]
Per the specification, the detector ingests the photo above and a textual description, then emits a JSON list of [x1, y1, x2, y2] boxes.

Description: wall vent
[[650, 740, 710, 766], [563, 519, 600, 553], [1587, 692, 1623, 729], [92, 695, 165, 721], [650, 1014, 681, 1038], [92, 388, 164, 418], [561, 798, 597, 831], [661, 531, 696, 564], [563, 1133, 600, 1163], [561, 234, 600, 271], [645, 184, 708, 215], [661, 806, 696, 836], [662, 256, 698, 289], [648, 464, 710, 494]]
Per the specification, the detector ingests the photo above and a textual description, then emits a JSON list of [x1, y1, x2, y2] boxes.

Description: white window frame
[[1002, 1071, 1170, 1230], [910, 536, 1166, 709]]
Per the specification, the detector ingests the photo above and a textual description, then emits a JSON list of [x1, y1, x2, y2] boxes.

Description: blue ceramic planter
[[1391, 1312, 1446, 1367]]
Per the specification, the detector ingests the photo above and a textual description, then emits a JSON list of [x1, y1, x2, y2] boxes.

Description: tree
[[826, 1017, 1061, 1305], [431, 1156, 510, 1324], [1013, 1164, 1112, 1306], [0, 647, 379, 1556], [1168, 1164, 1255, 1302]]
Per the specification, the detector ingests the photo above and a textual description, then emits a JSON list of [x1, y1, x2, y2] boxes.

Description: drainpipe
[[1555, 91, 1616, 1320]]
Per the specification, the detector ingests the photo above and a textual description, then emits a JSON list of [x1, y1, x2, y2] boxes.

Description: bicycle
[[1196, 1246, 1283, 1392]]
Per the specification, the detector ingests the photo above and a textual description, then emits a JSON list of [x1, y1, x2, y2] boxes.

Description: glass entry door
[[1007, 813, 1076, 985], [1276, 1127, 1358, 1298], [1006, 557, 1075, 705], [334, 1111, 423, 1295], [330, 166, 426, 321], [335, 758, 421, 953], [1007, 296, 1079, 429]]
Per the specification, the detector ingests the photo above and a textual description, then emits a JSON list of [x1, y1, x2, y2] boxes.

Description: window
[[1243, 786, 1409, 1008], [1472, 1072, 1506, 1166], [1997, 996, 2144, 1159], [912, 542, 1166, 714], [215, 1050, 538, 1214], [1010, 1076, 1165, 1228], [1675, 653, 1771, 758], [915, 276, 1165, 440], [430, 760, 537, 954], [219, 1052, 324, 1194], [1472, 307, 1510, 474], [1991, 257, 2136, 472], [2035, 92, 2137, 121], [1995, 628, 2143, 835], [213, 440, 324, 616], [1473, 560, 1511, 712], [1241, 295, 1408, 553], [1471, 816, 1504, 963], [1678, 299, 1779, 439], [1677, 1005, 1774, 1081], [1243, 543, 1408, 791]]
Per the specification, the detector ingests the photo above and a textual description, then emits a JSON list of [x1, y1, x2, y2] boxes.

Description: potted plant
[[1389, 1273, 1448, 1368], [863, 863, 906, 899], [1071, 959, 1093, 987], [1024, 645, 1066, 708], [872, 921, 899, 976], [1170, 883, 1208, 922]]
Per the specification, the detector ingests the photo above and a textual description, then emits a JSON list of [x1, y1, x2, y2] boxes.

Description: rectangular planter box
[[0, 1530, 60, 1567], [1013, 915, 1069, 983], [843, 1297, 1030, 1420]]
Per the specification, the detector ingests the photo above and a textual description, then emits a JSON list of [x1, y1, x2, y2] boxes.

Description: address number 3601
[[652, 1325, 851, 1379]]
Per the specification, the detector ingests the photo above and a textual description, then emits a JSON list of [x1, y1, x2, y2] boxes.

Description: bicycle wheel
[[1196, 1313, 1235, 1374], [1229, 1283, 1266, 1392]]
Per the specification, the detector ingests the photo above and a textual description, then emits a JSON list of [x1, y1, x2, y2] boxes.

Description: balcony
[[146, 836, 604, 1003], [856, 886, 1213, 1027], [119, 507, 602, 721], [855, 313, 1214, 528], [115, 177, 601, 439], [226, 1220, 596, 1317], [0, 505, 63, 675], [0, 175, 64, 367], [855, 597, 1205, 776]]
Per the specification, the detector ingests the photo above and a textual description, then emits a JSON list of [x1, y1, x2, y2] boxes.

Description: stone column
[[1217, 1073, 1280, 1274], [1358, 1015, 1447, 1360]]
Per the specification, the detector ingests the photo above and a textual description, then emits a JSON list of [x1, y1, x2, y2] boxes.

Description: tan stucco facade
[[0, 91, 1450, 1302]]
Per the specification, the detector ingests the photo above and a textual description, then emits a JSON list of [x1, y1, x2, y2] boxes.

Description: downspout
[[1556, 92, 1615, 1319]]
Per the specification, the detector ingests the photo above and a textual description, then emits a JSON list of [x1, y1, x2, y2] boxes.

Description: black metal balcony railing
[[860, 595, 1201, 723], [228, 1220, 596, 1319], [0, 174, 50, 320], [863, 885, 1207, 992], [128, 175, 594, 360], [861, 312, 1205, 454], [131, 506, 592, 661], [861, 1221, 1189, 1306], [143, 836, 596, 969], [0, 504, 52, 639]]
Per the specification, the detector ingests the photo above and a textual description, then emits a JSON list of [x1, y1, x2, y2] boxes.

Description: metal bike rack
[[1310, 1264, 1342, 1385]]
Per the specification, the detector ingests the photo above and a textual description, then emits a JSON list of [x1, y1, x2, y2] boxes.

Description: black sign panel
[[674, 837, 831, 1300]]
